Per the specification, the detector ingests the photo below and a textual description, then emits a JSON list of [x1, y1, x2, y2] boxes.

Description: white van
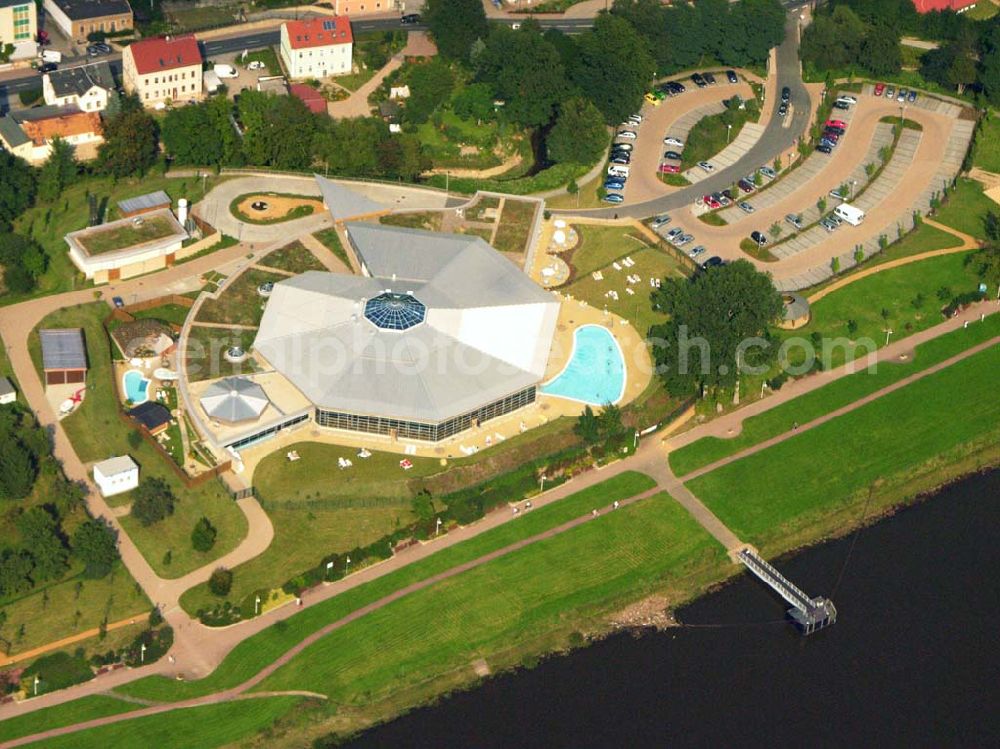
[[834, 203, 864, 226], [41, 50, 62, 64], [607, 164, 630, 179]]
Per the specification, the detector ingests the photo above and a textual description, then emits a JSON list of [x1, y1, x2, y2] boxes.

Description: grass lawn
[[195, 269, 284, 327], [967, 0, 999, 20], [312, 228, 354, 269], [254, 490, 726, 701], [29, 303, 249, 577], [77, 215, 178, 256], [681, 103, 758, 170], [973, 111, 1000, 173], [544, 168, 609, 211], [415, 110, 504, 169], [698, 211, 728, 226], [864, 222, 963, 268], [166, 4, 236, 31], [565, 224, 652, 278], [783, 251, 983, 370], [687, 343, 1000, 550], [0, 695, 139, 743], [184, 325, 260, 383], [932, 177, 994, 240], [257, 241, 326, 274], [670, 313, 1000, 476], [39, 696, 303, 749], [492, 199, 538, 254], [117, 472, 657, 702], [8, 174, 223, 307], [130, 303, 192, 328], [242, 46, 282, 77]]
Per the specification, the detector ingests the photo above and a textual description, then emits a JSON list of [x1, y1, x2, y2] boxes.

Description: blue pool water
[[123, 370, 150, 404], [541, 325, 626, 405]]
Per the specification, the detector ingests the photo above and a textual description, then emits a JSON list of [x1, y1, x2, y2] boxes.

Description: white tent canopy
[[200, 377, 269, 424]]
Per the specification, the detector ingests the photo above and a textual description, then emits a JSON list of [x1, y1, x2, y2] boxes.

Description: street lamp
[[435, 517, 442, 536], [761, 380, 768, 399], [539, 474, 546, 494], [727, 123, 732, 143], [33, 675, 39, 696], [850, 179, 858, 201], [345, 556, 351, 575], [140, 643, 147, 664], [255, 594, 261, 614], [885, 328, 894, 346]]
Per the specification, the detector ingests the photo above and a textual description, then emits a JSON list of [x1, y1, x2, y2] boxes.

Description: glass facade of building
[[316, 386, 536, 442], [225, 412, 310, 452]]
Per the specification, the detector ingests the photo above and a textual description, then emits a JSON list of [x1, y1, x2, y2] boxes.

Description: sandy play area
[[235, 193, 326, 223]]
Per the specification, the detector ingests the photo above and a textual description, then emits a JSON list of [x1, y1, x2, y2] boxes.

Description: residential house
[[43, 60, 116, 112], [0, 105, 103, 164], [0, 0, 37, 59], [43, 0, 132, 43], [122, 34, 203, 108], [332, 0, 404, 17], [279, 16, 353, 81]]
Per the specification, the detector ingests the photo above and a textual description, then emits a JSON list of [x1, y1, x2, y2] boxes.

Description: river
[[347, 468, 1000, 748]]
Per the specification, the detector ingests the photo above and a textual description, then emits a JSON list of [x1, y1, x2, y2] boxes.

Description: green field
[[257, 241, 325, 274], [253, 490, 726, 701], [782, 251, 983, 369], [29, 303, 249, 578], [8, 174, 223, 307], [129, 303, 192, 328], [973, 110, 1000, 173], [195, 269, 284, 327], [77, 215, 178, 256], [566, 224, 652, 278], [37, 696, 302, 749], [687, 342, 1000, 549], [670, 313, 1000, 476], [0, 695, 139, 743], [117, 472, 656, 702], [931, 177, 995, 240]]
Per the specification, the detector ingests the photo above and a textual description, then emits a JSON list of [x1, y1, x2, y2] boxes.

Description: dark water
[[347, 469, 1000, 748]]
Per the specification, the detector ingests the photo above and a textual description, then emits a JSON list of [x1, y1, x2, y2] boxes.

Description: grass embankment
[[34, 696, 304, 749], [0, 695, 140, 743], [195, 268, 285, 327], [492, 199, 538, 254], [312, 228, 354, 269], [30, 303, 248, 578], [258, 241, 326, 274], [670, 313, 1000, 476], [687, 342, 1000, 553], [228, 193, 318, 225], [972, 110, 1000, 173], [931, 177, 995, 241], [119, 472, 657, 702]]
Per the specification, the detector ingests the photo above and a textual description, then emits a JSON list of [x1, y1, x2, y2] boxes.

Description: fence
[[116, 410, 232, 488]]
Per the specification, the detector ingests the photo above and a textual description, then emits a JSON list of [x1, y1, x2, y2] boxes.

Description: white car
[[697, 161, 714, 172], [617, 130, 637, 140], [836, 95, 857, 104], [214, 64, 238, 79], [247, 60, 266, 71], [663, 136, 684, 147]]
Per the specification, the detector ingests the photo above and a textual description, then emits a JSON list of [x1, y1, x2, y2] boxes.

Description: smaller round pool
[[542, 325, 626, 406], [123, 369, 150, 404]]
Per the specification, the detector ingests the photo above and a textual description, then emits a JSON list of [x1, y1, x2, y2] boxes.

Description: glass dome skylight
[[363, 292, 426, 331]]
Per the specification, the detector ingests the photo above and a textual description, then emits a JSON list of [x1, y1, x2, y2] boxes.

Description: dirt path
[[425, 149, 523, 179], [806, 217, 980, 304], [1, 615, 146, 668]]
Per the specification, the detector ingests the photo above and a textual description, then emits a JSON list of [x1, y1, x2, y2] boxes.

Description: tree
[[130, 477, 176, 526], [817, 196, 827, 214], [0, 434, 37, 499], [162, 103, 224, 166], [574, 405, 602, 443], [37, 137, 77, 203], [424, 0, 488, 61], [0, 232, 47, 284], [404, 59, 455, 124], [17, 507, 68, 582], [376, 133, 430, 180], [570, 14, 655, 125], [859, 22, 902, 77], [209, 566, 233, 597], [970, 246, 1000, 288], [190, 517, 218, 552], [72, 519, 118, 578], [801, 5, 866, 72], [648, 260, 783, 396], [547, 97, 608, 165], [983, 210, 1000, 242], [98, 105, 158, 177], [0, 150, 36, 226], [452, 82, 494, 122], [239, 92, 317, 170], [768, 222, 782, 239], [478, 23, 566, 128], [0, 550, 34, 596]]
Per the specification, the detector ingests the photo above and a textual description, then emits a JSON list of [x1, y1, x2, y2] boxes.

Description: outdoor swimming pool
[[123, 370, 150, 404], [541, 324, 626, 406]]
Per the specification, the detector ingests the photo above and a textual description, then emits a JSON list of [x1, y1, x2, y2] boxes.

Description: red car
[[659, 163, 680, 173], [874, 83, 885, 96], [702, 194, 721, 208], [825, 119, 847, 129]]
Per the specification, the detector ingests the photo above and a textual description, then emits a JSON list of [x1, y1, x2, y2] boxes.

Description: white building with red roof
[[279, 16, 353, 81], [122, 34, 204, 108]]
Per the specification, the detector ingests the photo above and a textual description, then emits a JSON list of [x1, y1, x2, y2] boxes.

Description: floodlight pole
[[345, 556, 351, 575], [255, 595, 261, 614], [885, 329, 893, 346], [435, 517, 442, 536], [141, 643, 147, 663]]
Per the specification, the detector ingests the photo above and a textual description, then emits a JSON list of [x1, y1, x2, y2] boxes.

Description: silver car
[[675, 233, 694, 247], [697, 161, 715, 172], [738, 201, 755, 214], [688, 245, 706, 257], [651, 214, 671, 228]]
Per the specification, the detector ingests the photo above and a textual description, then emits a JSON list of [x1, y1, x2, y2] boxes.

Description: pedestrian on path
[[613, 500, 620, 510], [792, 421, 799, 430]]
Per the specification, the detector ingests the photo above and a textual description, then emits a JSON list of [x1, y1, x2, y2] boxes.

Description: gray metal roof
[[0, 377, 15, 398], [200, 377, 269, 424], [49, 0, 133, 20], [117, 190, 171, 216], [0, 116, 28, 148], [313, 175, 386, 221], [13, 104, 83, 123], [93, 455, 137, 477], [254, 225, 559, 424], [39, 329, 87, 371], [47, 61, 116, 99]]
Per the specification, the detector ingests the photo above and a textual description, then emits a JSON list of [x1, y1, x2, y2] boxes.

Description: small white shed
[[0, 377, 15, 405], [93, 456, 139, 497]]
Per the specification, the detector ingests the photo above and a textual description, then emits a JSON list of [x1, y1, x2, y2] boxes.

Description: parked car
[[703, 72, 716, 85], [644, 92, 663, 106], [829, 187, 847, 200], [703, 194, 721, 209], [816, 143, 833, 154], [214, 64, 238, 79], [758, 166, 777, 180], [668, 81, 686, 94], [874, 83, 886, 96], [617, 130, 637, 140], [603, 193, 625, 204], [112, 296, 125, 309], [611, 155, 631, 165], [675, 233, 694, 247], [721, 189, 735, 202], [663, 150, 682, 161], [738, 201, 755, 214], [781, 86, 791, 102], [778, 102, 789, 117], [701, 256, 724, 270], [247, 60, 266, 70], [665, 227, 684, 241], [663, 136, 684, 147], [820, 218, 837, 232], [38, 62, 57, 73], [885, 85, 895, 98], [837, 95, 858, 104], [401, 13, 421, 23], [628, 114, 643, 124], [604, 179, 625, 190], [651, 214, 671, 228], [825, 119, 847, 129], [819, 138, 837, 149], [697, 161, 714, 172], [691, 73, 707, 87], [785, 213, 804, 230], [726, 69, 738, 84], [907, 89, 917, 103], [611, 142, 633, 152], [750, 230, 768, 245], [897, 88, 907, 102], [737, 179, 755, 193], [832, 101, 850, 111], [87, 44, 109, 57], [713, 192, 731, 207], [689, 245, 707, 258], [825, 126, 845, 137], [659, 163, 680, 174]]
